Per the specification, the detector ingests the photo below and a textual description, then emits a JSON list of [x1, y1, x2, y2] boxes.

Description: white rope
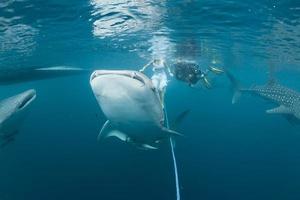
[[164, 107, 181, 200]]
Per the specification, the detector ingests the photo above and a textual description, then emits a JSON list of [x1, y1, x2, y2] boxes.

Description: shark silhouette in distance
[[0, 66, 89, 85], [0, 89, 36, 148], [226, 71, 300, 122]]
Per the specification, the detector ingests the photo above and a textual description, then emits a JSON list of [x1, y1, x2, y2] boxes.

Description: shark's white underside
[[90, 70, 180, 149]]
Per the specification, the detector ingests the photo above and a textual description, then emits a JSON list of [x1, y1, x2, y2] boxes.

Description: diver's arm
[[167, 66, 174, 77], [139, 60, 153, 73], [165, 63, 174, 77]]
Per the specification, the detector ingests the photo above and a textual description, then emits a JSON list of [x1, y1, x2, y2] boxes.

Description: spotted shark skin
[[226, 71, 300, 120], [242, 82, 300, 120]]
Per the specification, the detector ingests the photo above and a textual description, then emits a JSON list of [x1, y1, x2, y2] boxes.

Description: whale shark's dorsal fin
[[170, 109, 190, 130], [266, 105, 292, 115], [267, 78, 277, 87], [267, 63, 278, 86]]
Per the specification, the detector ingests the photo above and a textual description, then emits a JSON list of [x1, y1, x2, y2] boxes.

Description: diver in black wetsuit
[[172, 61, 223, 88]]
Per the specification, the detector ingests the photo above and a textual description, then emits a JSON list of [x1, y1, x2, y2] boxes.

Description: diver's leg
[[151, 74, 159, 89], [159, 73, 168, 107], [160, 88, 166, 107]]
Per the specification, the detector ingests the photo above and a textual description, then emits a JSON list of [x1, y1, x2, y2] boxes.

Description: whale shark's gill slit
[[132, 73, 145, 85], [164, 106, 181, 200], [18, 95, 34, 110]]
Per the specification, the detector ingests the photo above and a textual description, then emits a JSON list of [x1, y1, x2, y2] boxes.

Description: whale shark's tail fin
[[225, 70, 242, 104]]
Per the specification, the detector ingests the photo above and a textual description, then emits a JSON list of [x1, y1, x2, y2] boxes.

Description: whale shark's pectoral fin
[[266, 105, 292, 115], [97, 121, 159, 150], [161, 127, 184, 137], [135, 143, 158, 150], [97, 120, 110, 141], [97, 120, 128, 142]]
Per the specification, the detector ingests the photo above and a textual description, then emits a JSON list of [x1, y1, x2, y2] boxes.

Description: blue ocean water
[[0, 0, 300, 199]]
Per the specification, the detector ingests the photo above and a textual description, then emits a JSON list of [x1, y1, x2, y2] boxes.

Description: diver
[[139, 59, 173, 105], [172, 61, 223, 88]]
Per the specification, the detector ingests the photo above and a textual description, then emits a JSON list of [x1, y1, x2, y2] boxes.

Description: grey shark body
[[0, 66, 87, 85], [90, 70, 181, 150], [0, 89, 36, 147], [227, 72, 300, 120]]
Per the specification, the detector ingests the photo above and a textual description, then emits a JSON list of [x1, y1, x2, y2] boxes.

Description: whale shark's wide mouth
[[90, 70, 147, 85], [17, 89, 36, 110]]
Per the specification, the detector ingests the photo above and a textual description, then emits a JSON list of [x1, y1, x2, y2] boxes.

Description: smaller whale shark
[[227, 71, 300, 120], [90, 70, 182, 150], [0, 66, 88, 85], [0, 89, 36, 147]]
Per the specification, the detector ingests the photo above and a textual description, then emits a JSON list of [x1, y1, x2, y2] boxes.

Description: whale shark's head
[[90, 70, 153, 101], [0, 89, 36, 126], [90, 70, 162, 124]]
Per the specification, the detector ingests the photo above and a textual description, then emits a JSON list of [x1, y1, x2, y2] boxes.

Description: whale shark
[[90, 70, 182, 150], [0, 89, 36, 147], [0, 66, 88, 85], [227, 71, 300, 120]]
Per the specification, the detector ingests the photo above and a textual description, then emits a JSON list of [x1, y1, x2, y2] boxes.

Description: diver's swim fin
[[209, 66, 224, 74], [203, 77, 212, 88]]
